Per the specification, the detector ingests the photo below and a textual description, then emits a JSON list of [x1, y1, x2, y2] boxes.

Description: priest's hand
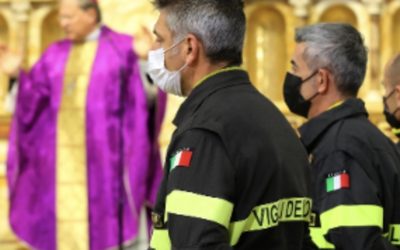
[[0, 45, 23, 78], [134, 26, 155, 60]]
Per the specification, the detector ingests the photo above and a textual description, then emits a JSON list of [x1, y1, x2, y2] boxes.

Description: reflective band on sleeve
[[150, 229, 171, 250], [166, 190, 234, 228], [310, 205, 383, 248], [310, 227, 334, 249], [229, 197, 312, 246], [389, 224, 400, 245], [321, 205, 383, 230]]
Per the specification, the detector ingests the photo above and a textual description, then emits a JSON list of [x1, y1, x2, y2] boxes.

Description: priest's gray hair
[[295, 23, 368, 97], [153, 0, 245, 66]]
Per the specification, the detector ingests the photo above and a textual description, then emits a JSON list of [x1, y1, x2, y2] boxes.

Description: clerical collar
[[85, 25, 102, 41]]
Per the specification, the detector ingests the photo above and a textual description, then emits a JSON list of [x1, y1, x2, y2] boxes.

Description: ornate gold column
[[10, 0, 29, 56], [289, 0, 311, 27], [0, 0, 30, 139], [362, 0, 383, 114]]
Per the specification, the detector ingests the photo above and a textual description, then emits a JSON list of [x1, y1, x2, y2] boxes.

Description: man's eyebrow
[[153, 29, 161, 39], [290, 60, 298, 68]]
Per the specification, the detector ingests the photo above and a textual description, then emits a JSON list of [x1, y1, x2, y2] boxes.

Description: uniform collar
[[299, 98, 368, 149], [173, 68, 249, 126], [391, 128, 400, 140]]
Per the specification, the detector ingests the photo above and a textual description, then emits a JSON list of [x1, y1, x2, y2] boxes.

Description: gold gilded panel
[[0, 14, 9, 116], [0, 14, 8, 44], [246, 8, 287, 102], [41, 10, 64, 53], [244, 2, 296, 110], [393, 9, 400, 54], [319, 5, 358, 27]]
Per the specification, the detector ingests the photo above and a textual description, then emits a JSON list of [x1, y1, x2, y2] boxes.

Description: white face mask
[[147, 40, 187, 96]]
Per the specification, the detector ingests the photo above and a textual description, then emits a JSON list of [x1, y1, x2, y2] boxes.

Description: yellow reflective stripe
[[388, 224, 400, 245], [194, 66, 243, 87], [392, 128, 400, 136], [229, 197, 312, 246], [321, 205, 383, 230], [150, 229, 171, 250], [310, 227, 334, 249], [328, 100, 344, 110], [166, 190, 234, 228], [310, 205, 383, 248], [194, 66, 244, 87]]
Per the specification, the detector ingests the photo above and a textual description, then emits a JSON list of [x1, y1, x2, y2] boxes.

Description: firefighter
[[147, 0, 313, 249], [383, 53, 400, 150], [284, 22, 400, 249]]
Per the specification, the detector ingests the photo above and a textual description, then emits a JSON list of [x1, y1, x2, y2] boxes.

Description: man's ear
[[316, 68, 333, 94], [185, 34, 200, 67]]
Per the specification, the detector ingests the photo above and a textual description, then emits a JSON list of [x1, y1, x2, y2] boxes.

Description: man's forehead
[[59, 0, 80, 5], [154, 12, 171, 38], [59, 0, 80, 9]]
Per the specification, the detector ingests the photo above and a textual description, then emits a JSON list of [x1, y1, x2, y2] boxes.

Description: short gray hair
[[153, 0, 245, 66], [295, 23, 368, 97]]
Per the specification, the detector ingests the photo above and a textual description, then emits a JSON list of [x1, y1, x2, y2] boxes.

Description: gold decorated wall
[[0, 0, 399, 248]]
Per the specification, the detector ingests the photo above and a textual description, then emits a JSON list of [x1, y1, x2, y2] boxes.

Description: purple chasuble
[[7, 26, 165, 250]]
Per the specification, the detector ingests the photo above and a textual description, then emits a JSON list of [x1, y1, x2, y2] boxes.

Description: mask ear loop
[[305, 91, 319, 103], [164, 37, 187, 54], [299, 70, 320, 102], [301, 70, 319, 84], [177, 62, 188, 72], [383, 88, 400, 116], [163, 36, 189, 72]]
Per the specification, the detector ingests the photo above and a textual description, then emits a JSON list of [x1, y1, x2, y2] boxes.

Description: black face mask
[[384, 109, 400, 129], [283, 71, 319, 118], [383, 89, 400, 129]]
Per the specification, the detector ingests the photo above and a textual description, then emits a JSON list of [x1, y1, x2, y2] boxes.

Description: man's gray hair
[[77, 0, 102, 23], [153, 0, 245, 65], [295, 23, 368, 96]]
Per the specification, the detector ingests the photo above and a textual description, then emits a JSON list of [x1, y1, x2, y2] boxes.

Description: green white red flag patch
[[170, 149, 193, 171], [326, 171, 350, 192]]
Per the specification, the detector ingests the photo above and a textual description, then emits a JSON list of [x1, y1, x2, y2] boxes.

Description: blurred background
[[0, 0, 399, 248]]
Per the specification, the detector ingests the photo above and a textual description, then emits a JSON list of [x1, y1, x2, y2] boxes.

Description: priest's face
[[59, 0, 97, 42]]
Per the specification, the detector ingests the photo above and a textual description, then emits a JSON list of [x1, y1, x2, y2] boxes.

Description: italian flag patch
[[170, 149, 193, 171], [326, 171, 350, 192]]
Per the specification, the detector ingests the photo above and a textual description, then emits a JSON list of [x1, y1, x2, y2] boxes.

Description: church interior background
[[0, 0, 399, 248]]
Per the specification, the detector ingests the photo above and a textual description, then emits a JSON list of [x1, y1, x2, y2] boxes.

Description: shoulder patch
[[325, 170, 350, 192], [169, 148, 193, 172]]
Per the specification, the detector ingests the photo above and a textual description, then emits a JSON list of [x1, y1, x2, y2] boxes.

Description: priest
[[0, 0, 165, 249]]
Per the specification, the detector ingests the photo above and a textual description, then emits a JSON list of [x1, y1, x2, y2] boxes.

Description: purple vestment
[[7, 26, 165, 250]]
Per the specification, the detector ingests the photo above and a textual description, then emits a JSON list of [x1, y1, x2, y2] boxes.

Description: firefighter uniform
[[394, 134, 400, 152], [300, 98, 400, 249], [149, 67, 313, 249]]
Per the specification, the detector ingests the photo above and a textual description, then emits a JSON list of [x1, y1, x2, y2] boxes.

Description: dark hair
[[153, 0, 246, 66], [80, 0, 102, 23]]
